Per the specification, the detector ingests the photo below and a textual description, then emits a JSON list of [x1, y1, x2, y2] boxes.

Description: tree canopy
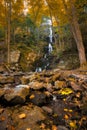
[[0, 0, 87, 66]]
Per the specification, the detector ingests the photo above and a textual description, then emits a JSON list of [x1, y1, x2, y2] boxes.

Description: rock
[[29, 81, 44, 90], [50, 100, 67, 117], [29, 91, 46, 106], [19, 113, 26, 119], [0, 109, 10, 130], [57, 125, 69, 130], [10, 50, 20, 63], [11, 105, 46, 130], [45, 83, 53, 92], [0, 75, 14, 84], [42, 106, 53, 114], [20, 76, 30, 84], [52, 73, 61, 81], [70, 81, 82, 91], [54, 81, 66, 89], [4, 85, 29, 105]]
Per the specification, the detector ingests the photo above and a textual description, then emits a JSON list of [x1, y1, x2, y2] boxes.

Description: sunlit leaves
[[59, 88, 73, 95]]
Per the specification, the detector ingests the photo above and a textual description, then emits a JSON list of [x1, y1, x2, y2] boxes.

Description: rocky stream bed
[[0, 68, 87, 130]]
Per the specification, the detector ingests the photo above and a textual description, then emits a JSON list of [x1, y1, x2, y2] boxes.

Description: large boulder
[[4, 85, 29, 105], [10, 50, 20, 63], [29, 91, 47, 106], [11, 105, 46, 130]]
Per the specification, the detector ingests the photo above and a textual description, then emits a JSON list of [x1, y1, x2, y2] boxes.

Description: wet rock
[[29, 81, 44, 90], [0, 75, 14, 84], [29, 91, 46, 106], [11, 105, 46, 130], [4, 85, 29, 105], [50, 100, 67, 117], [52, 72, 61, 81], [42, 106, 53, 114], [0, 109, 10, 130], [20, 76, 30, 84], [54, 81, 66, 89], [45, 83, 53, 92], [57, 125, 69, 130], [70, 81, 82, 91]]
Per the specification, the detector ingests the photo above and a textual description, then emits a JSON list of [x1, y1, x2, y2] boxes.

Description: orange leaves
[[69, 120, 77, 128], [19, 113, 26, 119], [29, 94, 35, 99], [52, 125, 58, 130], [0, 116, 6, 121]]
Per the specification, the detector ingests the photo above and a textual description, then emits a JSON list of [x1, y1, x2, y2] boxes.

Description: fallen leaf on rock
[[59, 88, 73, 95], [19, 113, 26, 119], [64, 114, 69, 120], [0, 116, 5, 121], [40, 123, 46, 129], [64, 108, 68, 112], [69, 120, 77, 128], [76, 92, 81, 98], [11, 126, 15, 130], [52, 125, 57, 130], [29, 94, 35, 99], [44, 91, 51, 97], [26, 128, 31, 130], [68, 78, 75, 82], [79, 116, 87, 126], [68, 109, 73, 112]]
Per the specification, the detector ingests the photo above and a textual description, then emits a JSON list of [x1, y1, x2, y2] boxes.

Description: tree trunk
[[70, 2, 86, 65], [7, 1, 11, 64], [62, 0, 87, 66]]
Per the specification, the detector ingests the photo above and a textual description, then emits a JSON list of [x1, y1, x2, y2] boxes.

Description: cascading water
[[49, 27, 53, 43], [35, 19, 53, 72], [48, 43, 53, 54]]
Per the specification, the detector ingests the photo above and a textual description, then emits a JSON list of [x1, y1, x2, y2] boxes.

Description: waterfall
[[49, 27, 53, 43], [35, 18, 53, 72], [48, 43, 53, 54], [35, 67, 42, 72]]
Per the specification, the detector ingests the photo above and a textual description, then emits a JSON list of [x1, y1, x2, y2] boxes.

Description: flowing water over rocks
[[0, 69, 87, 130]]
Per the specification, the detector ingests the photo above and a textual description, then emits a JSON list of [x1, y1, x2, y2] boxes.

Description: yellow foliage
[[64, 114, 69, 120], [59, 88, 73, 95], [69, 121, 77, 128]]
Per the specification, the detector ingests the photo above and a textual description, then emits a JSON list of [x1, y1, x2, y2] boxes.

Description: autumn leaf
[[69, 120, 77, 128], [29, 94, 35, 99], [52, 125, 57, 130], [64, 114, 69, 120], [59, 88, 73, 95], [40, 123, 46, 129], [19, 113, 26, 119]]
